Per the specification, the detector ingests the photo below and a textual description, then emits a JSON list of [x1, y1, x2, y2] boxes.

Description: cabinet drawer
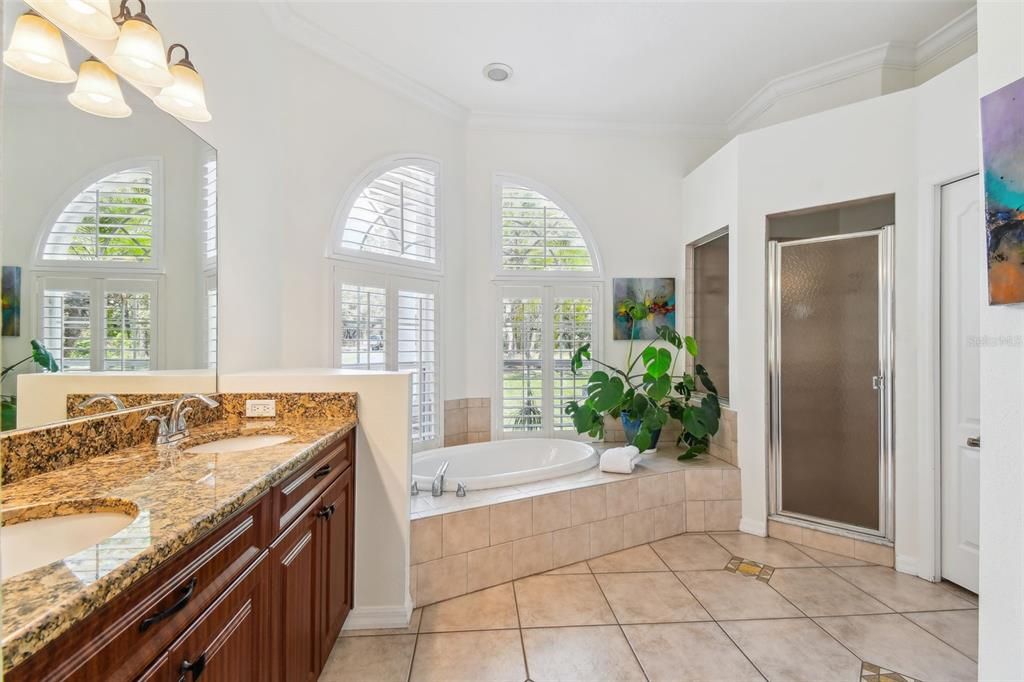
[[7, 494, 271, 682], [275, 435, 351, 533]]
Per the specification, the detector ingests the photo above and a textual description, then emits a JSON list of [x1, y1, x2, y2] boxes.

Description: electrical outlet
[[245, 399, 276, 418]]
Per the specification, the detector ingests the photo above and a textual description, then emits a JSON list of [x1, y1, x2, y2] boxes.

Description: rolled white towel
[[599, 445, 641, 474]]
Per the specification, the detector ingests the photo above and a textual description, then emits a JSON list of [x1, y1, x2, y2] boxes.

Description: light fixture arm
[[114, 0, 152, 27], [166, 43, 196, 71]]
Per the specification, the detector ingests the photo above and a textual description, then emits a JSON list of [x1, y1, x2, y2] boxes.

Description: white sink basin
[[1, 511, 137, 580], [185, 434, 293, 454]]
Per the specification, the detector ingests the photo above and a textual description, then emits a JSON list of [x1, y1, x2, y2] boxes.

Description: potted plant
[[564, 301, 722, 458], [1, 339, 59, 431]]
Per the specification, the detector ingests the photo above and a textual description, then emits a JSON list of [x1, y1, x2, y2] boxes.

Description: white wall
[[680, 58, 980, 571], [976, 1, 1024, 677]]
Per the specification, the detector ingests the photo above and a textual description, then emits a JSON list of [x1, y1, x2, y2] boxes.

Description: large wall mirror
[[1, 15, 217, 431]]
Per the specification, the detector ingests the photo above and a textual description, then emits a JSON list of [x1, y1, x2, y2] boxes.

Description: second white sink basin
[[185, 435, 293, 454], [1, 511, 137, 580]]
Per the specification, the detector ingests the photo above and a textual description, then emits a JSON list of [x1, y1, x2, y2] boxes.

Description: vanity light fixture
[[154, 43, 211, 122], [24, 0, 119, 41], [68, 57, 132, 118], [2, 10, 77, 83], [108, 0, 173, 88]]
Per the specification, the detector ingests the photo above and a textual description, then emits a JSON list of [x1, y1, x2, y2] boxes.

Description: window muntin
[[500, 183, 594, 272], [499, 285, 598, 438], [103, 289, 152, 371], [41, 286, 92, 372], [41, 167, 155, 264], [690, 230, 729, 400], [336, 283, 388, 370], [339, 162, 438, 266]]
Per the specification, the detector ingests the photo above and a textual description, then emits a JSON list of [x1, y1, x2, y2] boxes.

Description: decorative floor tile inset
[[725, 556, 775, 582], [861, 660, 920, 682]]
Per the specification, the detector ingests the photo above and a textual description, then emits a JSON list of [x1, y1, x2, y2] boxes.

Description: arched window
[[36, 161, 161, 372], [499, 181, 597, 273], [494, 176, 601, 439], [335, 159, 439, 267]]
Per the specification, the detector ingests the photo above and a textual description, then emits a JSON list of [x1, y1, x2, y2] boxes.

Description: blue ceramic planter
[[620, 413, 661, 451]]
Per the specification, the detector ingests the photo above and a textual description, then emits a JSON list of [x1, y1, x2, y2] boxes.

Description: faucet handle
[[456, 482, 467, 497], [145, 414, 170, 436], [411, 481, 420, 496], [176, 406, 194, 429]]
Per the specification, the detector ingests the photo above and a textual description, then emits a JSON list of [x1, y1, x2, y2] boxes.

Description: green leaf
[[682, 406, 708, 439], [30, 339, 58, 373], [569, 343, 591, 374], [644, 373, 672, 401], [586, 372, 625, 412], [684, 335, 699, 357], [642, 406, 668, 431], [701, 393, 721, 419], [656, 325, 683, 349], [632, 426, 652, 452], [570, 403, 599, 435], [678, 443, 707, 460], [695, 364, 718, 395], [641, 347, 672, 378]]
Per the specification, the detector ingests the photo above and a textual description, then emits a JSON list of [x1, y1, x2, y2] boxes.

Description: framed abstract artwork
[[2, 266, 21, 337], [612, 277, 676, 340], [981, 75, 1024, 305]]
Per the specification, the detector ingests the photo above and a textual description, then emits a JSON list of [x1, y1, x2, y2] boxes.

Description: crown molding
[[261, 4, 469, 123], [467, 111, 728, 139], [726, 6, 976, 134]]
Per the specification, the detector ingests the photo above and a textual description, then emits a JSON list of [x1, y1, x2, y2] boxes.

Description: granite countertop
[[0, 415, 357, 671]]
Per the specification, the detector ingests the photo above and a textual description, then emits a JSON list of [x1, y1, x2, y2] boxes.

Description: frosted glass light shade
[[154, 61, 211, 122], [25, 0, 118, 40], [68, 58, 131, 118], [2, 11, 77, 83], [108, 16, 172, 87]]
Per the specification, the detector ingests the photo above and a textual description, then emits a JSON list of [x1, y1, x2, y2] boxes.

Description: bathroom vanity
[[1, 410, 357, 682]]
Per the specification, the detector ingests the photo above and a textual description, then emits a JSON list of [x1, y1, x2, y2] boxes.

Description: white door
[[940, 174, 982, 593]]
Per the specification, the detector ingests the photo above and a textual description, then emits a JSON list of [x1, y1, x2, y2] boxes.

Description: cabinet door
[[320, 466, 354, 664], [166, 551, 269, 682], [270, 502, 320, 682]]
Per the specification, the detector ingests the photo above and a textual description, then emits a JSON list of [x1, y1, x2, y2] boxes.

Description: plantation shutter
[[501, 184, 593, 272], [103, 285, 153, 371], [201, 155, 217, 265], [341, 163, 438, 265], [398, 288, 437, 444], [42, 168, 154, 263], [552, 294, 594, 431], [335, 282, 388, 370], [206, 276, 217, 369], [41, 284, 92, 372], [501, 292, 545, 432]]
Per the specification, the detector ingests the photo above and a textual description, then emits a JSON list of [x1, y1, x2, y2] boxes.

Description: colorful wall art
[[613, 277, 676, 340], [981, 75, 1024, 305], [2, 266, 21, 336]]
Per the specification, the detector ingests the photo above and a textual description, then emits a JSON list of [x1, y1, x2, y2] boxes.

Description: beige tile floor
[[320, 532, 979, 682]]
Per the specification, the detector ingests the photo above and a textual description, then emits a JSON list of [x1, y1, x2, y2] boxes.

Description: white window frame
[[36, 274, 161, 372], [492, 173, 603, 279], [332, 266, 442, 451], [494, 282, 601, 440], [330, 155, 444, 276], [34, 157, 164, 273]]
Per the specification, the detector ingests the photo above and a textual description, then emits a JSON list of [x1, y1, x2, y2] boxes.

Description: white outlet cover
[[245, 399, 276, 418]]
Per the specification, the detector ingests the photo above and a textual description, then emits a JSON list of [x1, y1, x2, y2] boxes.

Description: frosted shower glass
[[777, 235, 880, 530]]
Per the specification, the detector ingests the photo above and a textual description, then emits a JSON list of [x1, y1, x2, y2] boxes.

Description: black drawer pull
[[179, 652, 206, 680], [317, 503, 336, 520], [313, 464, 331, 479], [140, 577, 197, 632]]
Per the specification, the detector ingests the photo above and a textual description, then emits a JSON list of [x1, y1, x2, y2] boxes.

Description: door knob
[[966, 436, 981, 448]]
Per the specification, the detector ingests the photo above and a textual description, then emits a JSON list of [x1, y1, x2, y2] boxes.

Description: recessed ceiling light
[[483, 63, 512, 82]]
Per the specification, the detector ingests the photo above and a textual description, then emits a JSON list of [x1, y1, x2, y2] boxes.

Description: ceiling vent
[[483, 63, 513, 82]]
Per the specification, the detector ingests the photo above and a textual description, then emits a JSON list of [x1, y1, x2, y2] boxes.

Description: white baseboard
[[895, 555, 919, 577], [342, 599, 414, 631], [739, 516, 768, 537]]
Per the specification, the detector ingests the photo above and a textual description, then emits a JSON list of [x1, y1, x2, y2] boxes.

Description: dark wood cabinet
[[7, 429, 356, 682]]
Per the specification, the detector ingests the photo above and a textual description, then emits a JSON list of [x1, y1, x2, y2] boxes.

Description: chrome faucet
[[431, 461, 449, 497], [77, 393, 127, 412], [146, 393, 220, 445]]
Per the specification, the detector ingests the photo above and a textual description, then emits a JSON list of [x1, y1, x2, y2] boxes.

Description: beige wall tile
[[803, 528, 857, 557], [686, 470, 724, 501], [514, 532, 554, 578], [665, 471, 687, 504], [722, 469, 741, 500], [704, 500, 741, 531], [590, 516, 625, 558], [444, 399, 462, 411], [444, 433, 468, 447], [638, 473, 671, 510], [553, 524, 591, 568], [490, 499, 533, 545], [572, 486, 607, 525], [443, 507, 490, 556], [410, 564, 418, 605], [467, 406, 490, 432], [685, 501, 705, 532], [853, 540, 895, 567], [767, 519, 804, 545], [606, 479, 639, 517], [467, 542, 514, 593], [623, 509, 655, 547], [411, 517, 443, 565], [468, 431, 490, 443], [445, 408, 468, 435], [533, 491, 571, 533], [653, 503, 686, 540], [417, 553, 468, 606]]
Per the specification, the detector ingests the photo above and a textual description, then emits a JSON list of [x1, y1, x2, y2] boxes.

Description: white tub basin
[[1, 511, 137, 580], [413, 438, 598, 491], [185, 435, 293, 454]]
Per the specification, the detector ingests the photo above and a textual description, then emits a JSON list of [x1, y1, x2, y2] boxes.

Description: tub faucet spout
[[431, 461, 449, 497]]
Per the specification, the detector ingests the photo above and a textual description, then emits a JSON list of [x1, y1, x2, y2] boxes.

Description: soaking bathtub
[[412, 438, 598, 492]]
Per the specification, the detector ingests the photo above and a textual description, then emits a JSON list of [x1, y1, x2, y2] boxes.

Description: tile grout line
[[892, 611, 980, 664], [588, 565, 651, 682], [405, 611, 422, 682], [510, 579, 531, 682]]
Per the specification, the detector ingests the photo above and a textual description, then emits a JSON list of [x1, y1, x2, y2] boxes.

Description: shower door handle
[[966, 436, 981, 448], [872, 376, 884, 390]]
